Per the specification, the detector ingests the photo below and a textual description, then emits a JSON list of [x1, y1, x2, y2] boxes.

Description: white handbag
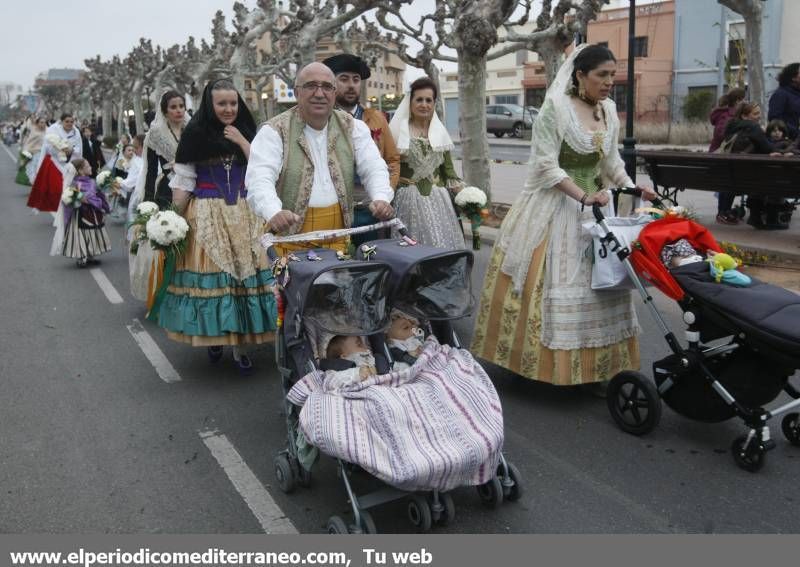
[[583, 214, 652, 290]]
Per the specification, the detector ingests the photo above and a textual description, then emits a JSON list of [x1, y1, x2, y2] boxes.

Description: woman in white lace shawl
[[471, 44, 656, 394], [389, 77, 465, 249], [127, 91, 188, 302]]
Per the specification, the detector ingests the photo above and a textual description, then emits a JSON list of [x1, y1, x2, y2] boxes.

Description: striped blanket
[[287, 338, 504, 492]]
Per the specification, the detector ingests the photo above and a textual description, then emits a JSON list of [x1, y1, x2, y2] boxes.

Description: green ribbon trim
[[146, 250, 177, 324]]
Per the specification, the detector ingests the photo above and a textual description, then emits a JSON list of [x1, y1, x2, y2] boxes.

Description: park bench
[[637, 150, 800, 206]]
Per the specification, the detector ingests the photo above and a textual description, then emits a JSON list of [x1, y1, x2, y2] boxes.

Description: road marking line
[[126, 318, 181, 383], [2, 144, 18, 164], [88, 268, 124, 304], [199, 429, 298, 534]]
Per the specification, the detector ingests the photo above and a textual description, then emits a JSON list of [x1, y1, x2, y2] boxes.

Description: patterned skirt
[[273, 203, 347, 256], [156, 198, 277, 347], [62, 210, 111, 259], [392, 185, 465, 249], [471, 242, 640, 385]]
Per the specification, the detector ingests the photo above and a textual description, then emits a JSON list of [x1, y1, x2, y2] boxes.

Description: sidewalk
[[452, 135, 707, 153], [456, 161, 800, 264]]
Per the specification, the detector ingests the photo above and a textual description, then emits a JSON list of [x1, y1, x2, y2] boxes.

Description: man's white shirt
[[245, 119, 392, 222]]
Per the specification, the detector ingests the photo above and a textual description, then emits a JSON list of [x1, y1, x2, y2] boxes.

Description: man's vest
[[265, 107, 356, 231]]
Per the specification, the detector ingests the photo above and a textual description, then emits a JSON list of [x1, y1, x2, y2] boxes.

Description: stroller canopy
[[357, 240, 475, 321], [282, 248, 392, 340]]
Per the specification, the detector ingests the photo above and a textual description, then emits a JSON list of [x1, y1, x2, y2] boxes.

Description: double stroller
[[592, 192, 800, 472], [262, 220, 522, 533]]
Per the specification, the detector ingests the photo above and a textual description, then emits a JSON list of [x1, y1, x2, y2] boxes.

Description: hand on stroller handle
[[261, 217, 410, 260], [592, 187, 664, 222]]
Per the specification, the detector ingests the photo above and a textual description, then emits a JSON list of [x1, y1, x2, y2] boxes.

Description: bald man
[[245, 62, 394, 252]]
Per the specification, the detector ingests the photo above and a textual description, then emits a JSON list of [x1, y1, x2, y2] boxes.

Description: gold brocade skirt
[[471, 241, 640, 385], [273, 203, 347, 256]]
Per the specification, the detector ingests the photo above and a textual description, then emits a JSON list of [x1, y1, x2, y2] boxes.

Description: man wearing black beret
[[323, 54, 400, 244]]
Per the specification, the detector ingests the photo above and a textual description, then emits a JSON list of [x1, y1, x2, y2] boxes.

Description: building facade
[[671, 0, 800, 121], [523, 0, 675, 123]]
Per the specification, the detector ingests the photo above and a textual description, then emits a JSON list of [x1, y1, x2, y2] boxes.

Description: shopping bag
[[583, 215, 652, 290]]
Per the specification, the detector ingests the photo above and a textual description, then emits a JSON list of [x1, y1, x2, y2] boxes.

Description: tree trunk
[[101, 100, 113, 138], [742, 5, 765, 112], [541, 44, 564, 89], [116, 97, 126, 138], [132, 81, 146, 135], [457, 53, 492, 201]]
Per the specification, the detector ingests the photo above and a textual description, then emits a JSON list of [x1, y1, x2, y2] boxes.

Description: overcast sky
[[1, 0, 662, 91], [0, 0, 444, 91]]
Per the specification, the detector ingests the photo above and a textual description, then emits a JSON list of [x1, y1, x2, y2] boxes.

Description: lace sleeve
[[170, 163, 197, 193], [524, 98, 570, 192]]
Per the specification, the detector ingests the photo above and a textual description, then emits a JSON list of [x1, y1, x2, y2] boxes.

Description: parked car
[[486, 104, 537, 138]]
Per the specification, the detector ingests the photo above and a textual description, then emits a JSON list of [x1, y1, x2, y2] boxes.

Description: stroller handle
[[593, 187, 665, 223], [262, 217, 410, 261]]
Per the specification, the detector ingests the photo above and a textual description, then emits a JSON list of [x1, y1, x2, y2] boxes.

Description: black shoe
[[76, 258, 88, 268], [87, 257, 100, 265], [207, 346, 223, 363]]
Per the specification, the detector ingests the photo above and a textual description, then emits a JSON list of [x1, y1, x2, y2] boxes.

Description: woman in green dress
[[471, 44, 656, 393]]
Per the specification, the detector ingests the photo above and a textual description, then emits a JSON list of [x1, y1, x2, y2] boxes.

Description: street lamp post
[[622, 0, 637, 182]]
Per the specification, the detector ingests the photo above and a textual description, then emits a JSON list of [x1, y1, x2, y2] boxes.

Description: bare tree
[[126, 39, 164, 134], [718, 0, 765, 111]]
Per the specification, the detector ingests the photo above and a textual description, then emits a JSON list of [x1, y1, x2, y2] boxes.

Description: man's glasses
[[300, 81, 336, 94]]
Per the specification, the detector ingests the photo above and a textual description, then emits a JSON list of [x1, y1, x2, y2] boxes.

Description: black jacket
[[722, 119, 775, 154]]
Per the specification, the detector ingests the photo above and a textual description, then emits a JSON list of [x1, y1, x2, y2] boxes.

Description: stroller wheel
[[607, 371, 662, 436], [430, 492, 456, 526], [326, 515, 349, 534], [356, 510, 378, 534], [407, 494, 433, 532], [498, 461, 523, 502], [731, 435, 766, 473], [781, 414, 800, 447], [476, 476, 504, 509], [274, 454, 296, 493]]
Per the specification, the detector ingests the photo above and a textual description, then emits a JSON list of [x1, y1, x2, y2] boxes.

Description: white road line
[[199, 429, 298, 535], [126, 318, 182, 383], [88, 268, 124, 304], [2, 144, 18, 164]]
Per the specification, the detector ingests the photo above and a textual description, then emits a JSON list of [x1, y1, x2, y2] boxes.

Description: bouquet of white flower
[[454, 186, 489, 250], [19, 150, 33, 166], [145, 210, 190, 254], [61, 185, 84, 209], [46, 134, 71, 163], [136, 201, 159, 216], [96, 170, 122, 196], [128, 201, 160, 254]]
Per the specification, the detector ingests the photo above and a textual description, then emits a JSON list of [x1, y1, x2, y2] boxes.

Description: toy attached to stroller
[[591, 190, 800, 472], [261, 220, 522, 533]]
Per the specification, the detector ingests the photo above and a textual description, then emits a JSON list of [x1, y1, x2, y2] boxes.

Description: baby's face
[[339, 336, 369, 358], [388, 317, 415, 341], [770, 130, 785, 141]]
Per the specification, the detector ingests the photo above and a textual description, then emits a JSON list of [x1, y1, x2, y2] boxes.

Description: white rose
[[137, 202, 159, 215], [96, 171, 110, 185], [454, 186, 487, 208]]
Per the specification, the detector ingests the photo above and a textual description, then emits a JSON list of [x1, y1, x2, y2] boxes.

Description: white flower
[[454, 186, 487, 208], [114, 177, 124, 187], [21, 150, 32, 159], [96, 171, 111, 186], [146, 210, 189, 247], [61, 187, 74, 205], [137, 201, 159, 216], [57, 154, 68, 163]]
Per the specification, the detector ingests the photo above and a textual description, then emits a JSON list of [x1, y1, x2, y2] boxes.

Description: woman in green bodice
[[471, 44, 655, 395]]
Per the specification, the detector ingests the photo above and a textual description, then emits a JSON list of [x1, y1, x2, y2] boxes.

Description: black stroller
[[591, 190, 800, 472], [262, 221, 521, 533]]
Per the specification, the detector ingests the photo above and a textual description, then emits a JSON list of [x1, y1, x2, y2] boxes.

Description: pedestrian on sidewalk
[[323, 53, 400, 246], [151, 79, 278, 374], [709, 88, 746, 225], [471, 44, 656, 396], [389, 77, 465, 249], [768, 63, 800, 141]]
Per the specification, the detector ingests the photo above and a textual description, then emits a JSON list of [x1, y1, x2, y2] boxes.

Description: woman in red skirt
[[28, 113, 83, 213]]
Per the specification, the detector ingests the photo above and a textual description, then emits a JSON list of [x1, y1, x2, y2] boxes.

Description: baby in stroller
[[660, 238, 751, 286], [322, 335, 378, 388], [386, 310, 424, 370]]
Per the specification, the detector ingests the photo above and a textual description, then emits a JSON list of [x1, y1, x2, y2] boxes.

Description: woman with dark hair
[[81, 126, 106, 176], [128, 90, 188, 301], [388, 76, 465, 248], [722, 102, 791, 229], [768, 63, 800, 140], [152, 79, 277, 373], [472, 44, 656, 395], [28, 112, 83, 213]]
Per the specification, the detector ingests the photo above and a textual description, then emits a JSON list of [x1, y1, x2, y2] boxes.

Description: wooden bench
[[637, 150, 800, 205]]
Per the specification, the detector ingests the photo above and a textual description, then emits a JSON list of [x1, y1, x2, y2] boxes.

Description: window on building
[[497, 71, 517, 78], [318, 45, 329, 51], [446, 75, 458, 82], [634, 37, 648, 58], [535, 67, 546, 75], [728, 22, 746, 67], [244, 80, 253, 90], [611, 84, 627, 112], [597, 41, 609, 49], [516, 49, 528, 66], [495, 94, 519, 105], [525, 88, 545, 108]]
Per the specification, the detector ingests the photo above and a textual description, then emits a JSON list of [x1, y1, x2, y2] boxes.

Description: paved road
[[1, 145, 798, 534], [452, 140, 531, 163]]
